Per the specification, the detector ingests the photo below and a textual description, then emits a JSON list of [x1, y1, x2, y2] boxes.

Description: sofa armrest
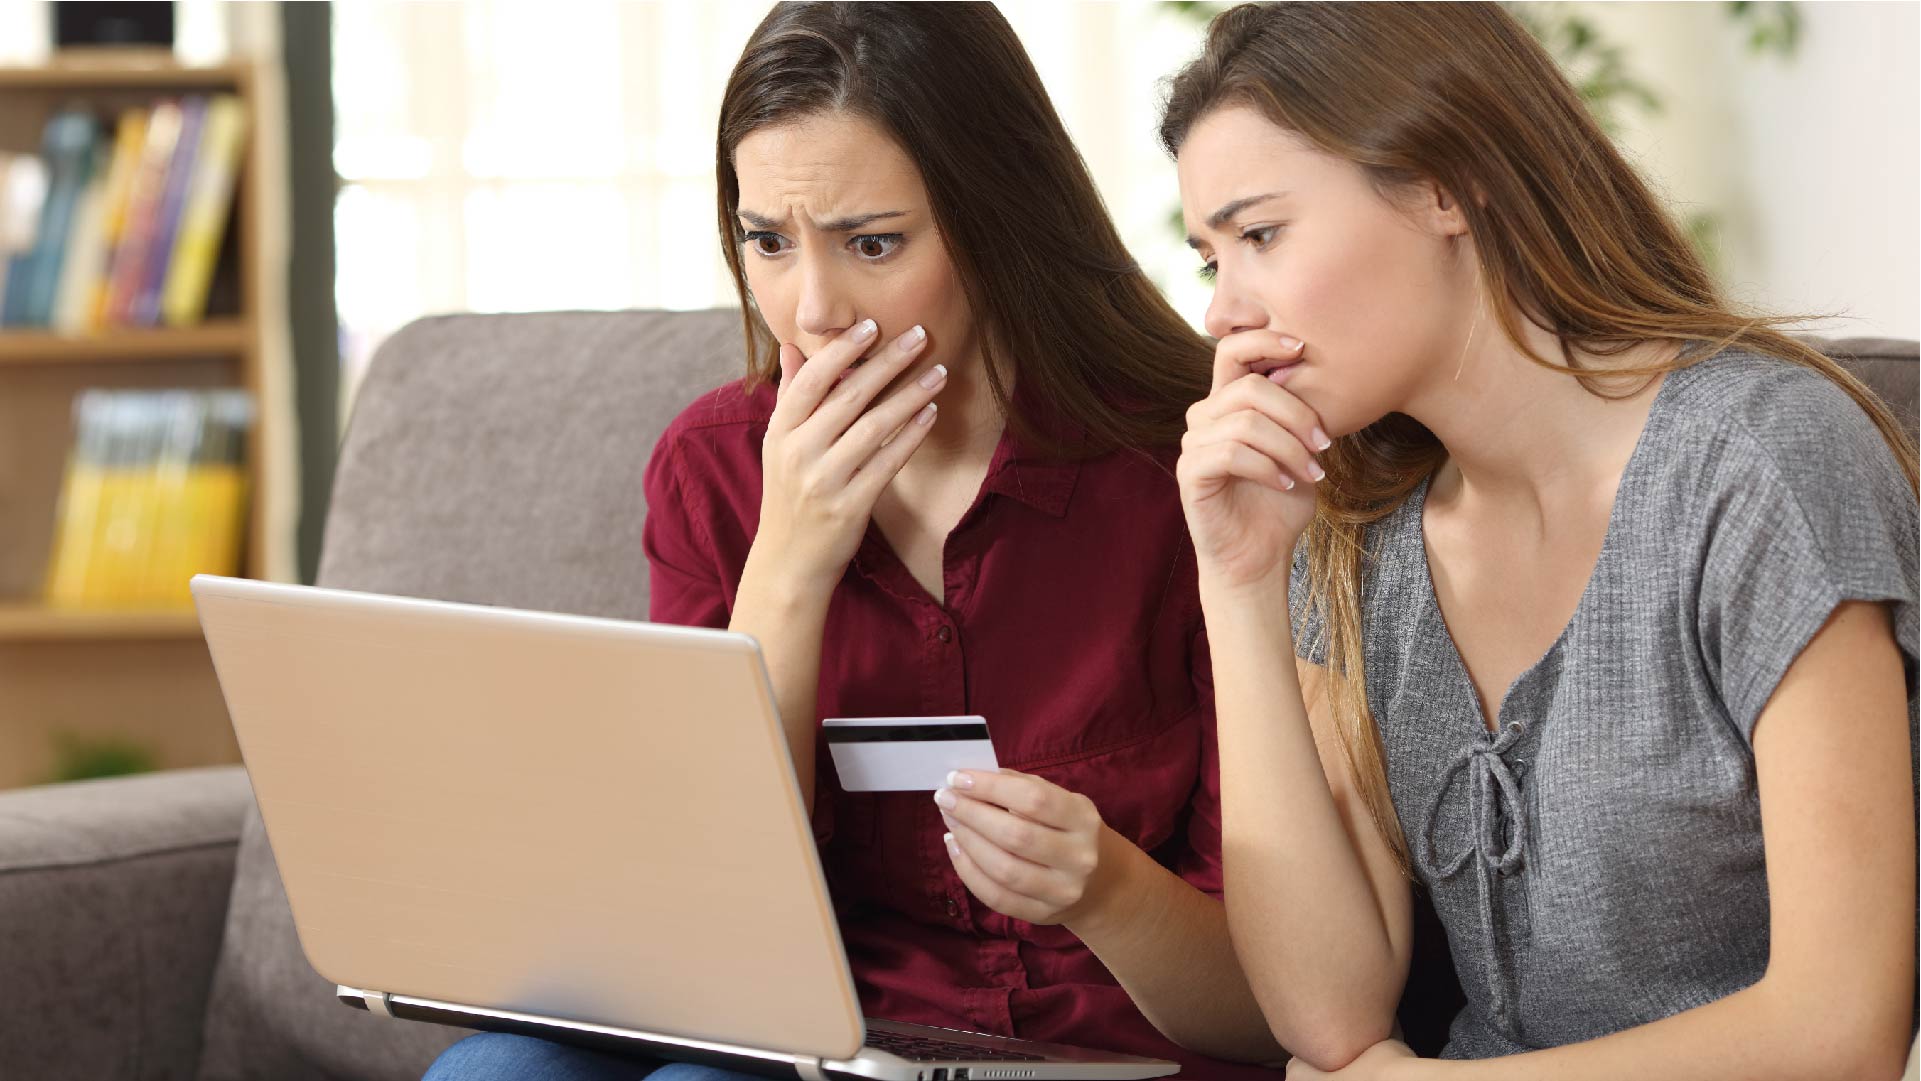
[[0, 766, 252, 1081]]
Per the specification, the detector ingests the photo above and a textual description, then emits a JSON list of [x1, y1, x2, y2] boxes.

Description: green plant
[[50, 733, 158, 783]]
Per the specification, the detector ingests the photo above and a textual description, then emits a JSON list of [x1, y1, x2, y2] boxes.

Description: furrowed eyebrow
[[735, 208, 908, 232]]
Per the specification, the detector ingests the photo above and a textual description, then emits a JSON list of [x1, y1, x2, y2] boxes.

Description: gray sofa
[[0, 310, 1913, 1081]]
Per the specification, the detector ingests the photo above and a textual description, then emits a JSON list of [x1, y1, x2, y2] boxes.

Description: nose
[[793, 250, 856, 345], [1202, 270, 1270, 340]]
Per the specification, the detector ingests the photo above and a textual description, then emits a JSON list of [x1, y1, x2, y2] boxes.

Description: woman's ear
[[1421, 179, 1473, 239]]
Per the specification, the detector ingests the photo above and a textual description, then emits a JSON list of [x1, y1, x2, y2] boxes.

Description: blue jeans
[[423, 1032, 769, 1081]]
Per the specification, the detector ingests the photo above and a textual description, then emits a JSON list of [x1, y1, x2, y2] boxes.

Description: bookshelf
[[0, 57, 278, 787]]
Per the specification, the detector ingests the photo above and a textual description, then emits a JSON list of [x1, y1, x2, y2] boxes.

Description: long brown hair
[[1160, 1, 1921, 872], [717, 1, 1209, 457]]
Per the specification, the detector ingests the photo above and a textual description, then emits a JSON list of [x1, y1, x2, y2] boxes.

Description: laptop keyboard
[[865, 1028, 1046, 1063]]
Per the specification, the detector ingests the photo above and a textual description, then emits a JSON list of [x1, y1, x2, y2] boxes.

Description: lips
[[1256, 360, 1304, 384]]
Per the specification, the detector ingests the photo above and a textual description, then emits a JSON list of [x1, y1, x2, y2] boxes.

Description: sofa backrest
[[317, 308, 747, 616]]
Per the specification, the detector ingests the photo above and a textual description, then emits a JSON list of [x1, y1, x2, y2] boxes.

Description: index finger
[[770, 317, 880, 431], [949, 768, 1066, 825], [1212, 330, 1305, 394]]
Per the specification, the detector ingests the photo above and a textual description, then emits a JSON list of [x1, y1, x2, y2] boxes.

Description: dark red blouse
[[642, 380, 1272, 1080]]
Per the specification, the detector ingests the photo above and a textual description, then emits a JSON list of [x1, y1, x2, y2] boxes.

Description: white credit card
[[824, 715, 998, 792]]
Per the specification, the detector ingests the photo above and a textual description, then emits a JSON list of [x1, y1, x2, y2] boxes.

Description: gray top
[[1289, 350, 1919, 1056]]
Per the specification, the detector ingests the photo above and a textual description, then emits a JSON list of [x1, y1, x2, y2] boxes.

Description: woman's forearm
[[729, 546, 834, 813], [1202, 574, 1406, 1067], [1411, 974, 1913, 1081], [1067, 829, 1288, 1064]]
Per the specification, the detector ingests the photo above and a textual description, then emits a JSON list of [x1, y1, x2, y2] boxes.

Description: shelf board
[[0, 603, 204, 642], [0, 321, 250, 365], [0, 59, 247, 92]]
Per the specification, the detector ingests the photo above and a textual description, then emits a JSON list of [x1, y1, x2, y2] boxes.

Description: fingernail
[[1280, 336, 1303, 352], [853, 318, 877, 342], [947, 770, 973, 789], [933, 787, 957, 810], [918, 363, 947, 390], [1281, 474, 1296, 490], [1308, 460, 1326, 482], [900, 324, 926, 348], [943, 832, 958, 856], [915, 402, 938, 425], [1312, 427, 1331, 450]]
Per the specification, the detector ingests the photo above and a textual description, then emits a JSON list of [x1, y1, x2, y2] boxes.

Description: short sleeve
[[642, 430, 730, 629], [1696, 383, 1919, 740], [1175, 619, 1225, 897], [1287, 537, 1331, 666]]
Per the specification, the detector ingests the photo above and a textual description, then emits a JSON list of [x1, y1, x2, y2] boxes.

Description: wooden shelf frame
[[0, 603, 204, 642], [0, 320, 252, 364]]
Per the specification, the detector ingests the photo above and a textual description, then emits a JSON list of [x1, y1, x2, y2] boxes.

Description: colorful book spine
[[51, 139, 111, 333], [17, 108, 99, 327], [132, 96, 206, 327], [160, 95, 247, 328], [102, 99, 183, 327], [84, 108, 150, 332]]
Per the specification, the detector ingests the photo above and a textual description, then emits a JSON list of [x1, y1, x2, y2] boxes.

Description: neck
[[1402, 313, 1674, 517], [910, 344, 1007, 468]]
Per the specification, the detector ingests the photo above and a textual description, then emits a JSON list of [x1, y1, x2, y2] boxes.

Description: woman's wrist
[[1062, 825, 1156, 943], [736, 540, 838, 620]]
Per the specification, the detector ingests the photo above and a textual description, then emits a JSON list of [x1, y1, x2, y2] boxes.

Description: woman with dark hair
[[1168, 2, 1917, 1077], [425, 3, 1285, 1079]]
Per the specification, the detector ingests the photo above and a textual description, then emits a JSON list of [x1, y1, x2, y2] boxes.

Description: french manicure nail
[[919, 364, 947, 390], [916, 402, 938, 425], [1309, 460, 1326, 482], [943, 832, 958, 855], [933, 787, 957, 809], [853, 318, 878, 342], [901, 324, 926, 348], [1280, 336, 1303, 352], [947, 770, 973, 789], [1312, 427, 1331, 450], [1281, 474, 1296, 490]]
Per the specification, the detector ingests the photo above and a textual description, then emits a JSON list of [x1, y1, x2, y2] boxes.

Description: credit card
[[823, 715, 998, 792]]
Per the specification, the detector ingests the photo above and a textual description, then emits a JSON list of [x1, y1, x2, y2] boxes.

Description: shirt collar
[[980, 389, 1084, 519]]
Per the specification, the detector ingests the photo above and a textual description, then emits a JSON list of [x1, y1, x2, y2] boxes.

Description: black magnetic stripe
[[824, 723, 991, 744]]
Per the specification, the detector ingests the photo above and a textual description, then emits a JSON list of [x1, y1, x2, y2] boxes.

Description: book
[[43, 388, 254, 609], [83, 108, 150, 332], [13, 109, 99, 327], [132, 95, 206, 326], [102, 99, 183, 326], [51, 138, 111, 333], [160, 95, 246, 328], [0, 151, 49, 325]]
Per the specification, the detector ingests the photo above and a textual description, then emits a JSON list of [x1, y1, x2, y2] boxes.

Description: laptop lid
[[191, 575, 865, 1062]]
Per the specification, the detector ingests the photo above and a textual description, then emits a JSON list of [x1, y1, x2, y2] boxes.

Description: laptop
[[190, 576, 1179, 1081]]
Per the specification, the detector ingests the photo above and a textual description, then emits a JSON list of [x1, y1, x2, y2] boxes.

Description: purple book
[[132, 95, 206, 326]]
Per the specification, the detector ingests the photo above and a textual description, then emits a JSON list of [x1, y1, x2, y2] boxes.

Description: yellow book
[[160, 96, 246, 328], [86, 109, 148, 332], [42, 394, 110, 607]]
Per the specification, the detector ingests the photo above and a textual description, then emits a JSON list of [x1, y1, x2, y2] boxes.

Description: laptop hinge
[[793, 1058, 826, 1081], [366, 991, 396, 1018]]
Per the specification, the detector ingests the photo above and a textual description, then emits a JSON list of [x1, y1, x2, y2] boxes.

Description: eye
[[1239, 224, 1282, 249], [1198, 261, 1218, 283], [849, 233, 903, 261], [744, 231, 792, 257]]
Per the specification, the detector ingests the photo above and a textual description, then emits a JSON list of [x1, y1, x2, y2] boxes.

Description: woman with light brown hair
[[1167, 2, 1917, 1077]]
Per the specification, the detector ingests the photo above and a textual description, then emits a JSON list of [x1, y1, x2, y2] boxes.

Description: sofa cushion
[[1, 767, 250, 1081], [195, 309, 743, 1081]]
